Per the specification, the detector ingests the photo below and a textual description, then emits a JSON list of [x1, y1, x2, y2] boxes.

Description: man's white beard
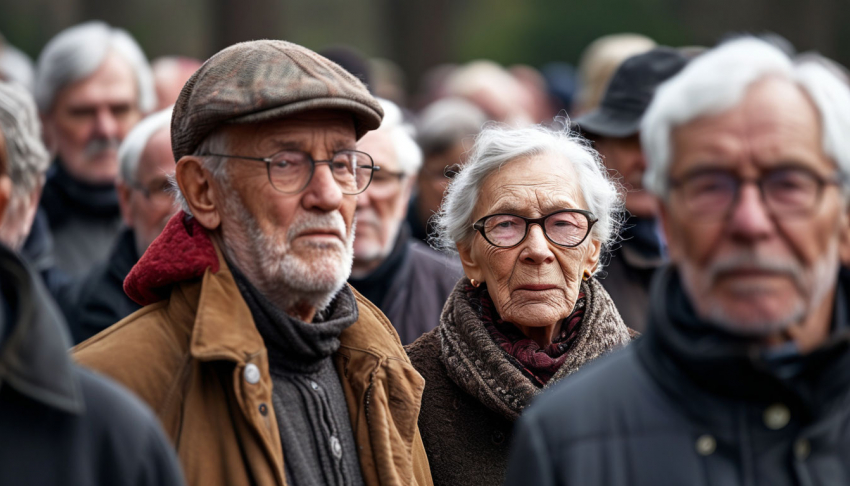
[[220, 190, 355, 316], [679, 244, 839, 337]]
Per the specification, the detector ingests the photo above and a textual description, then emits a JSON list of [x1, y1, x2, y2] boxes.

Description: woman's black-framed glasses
[[202, 149, 380, 195], [472, 209, 598, 248]]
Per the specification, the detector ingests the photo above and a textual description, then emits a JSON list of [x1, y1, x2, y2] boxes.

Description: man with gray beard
[[27, 21, 154, 278], [505, 37, 850, 486], [74, 40, 433, 486]]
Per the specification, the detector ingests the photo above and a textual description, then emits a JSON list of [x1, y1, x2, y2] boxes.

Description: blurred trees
[[0, 0, 846, 95]]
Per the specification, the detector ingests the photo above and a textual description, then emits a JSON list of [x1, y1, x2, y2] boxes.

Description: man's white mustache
[[706, 251, 805, 290], [83, 137, 120, 159]]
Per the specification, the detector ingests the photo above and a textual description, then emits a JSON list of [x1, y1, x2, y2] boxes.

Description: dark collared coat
[[0, 244, 184, 486]]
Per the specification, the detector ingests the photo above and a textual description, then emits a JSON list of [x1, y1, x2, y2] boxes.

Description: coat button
[[330, 436, 342, 459], [695, 434, 716, 456], [310, 380, 320, 391], [763, 403, 790, 430], [244, 363, 261, 384], [259, 403, 268, 416], [492, 431, 506, 445], [794, 439, 811, 460]]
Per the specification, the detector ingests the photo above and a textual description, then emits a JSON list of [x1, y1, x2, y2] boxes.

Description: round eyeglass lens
[[544, 211, 589, 246], [484, 215, 526, 247], [268, 151, 313, 193]]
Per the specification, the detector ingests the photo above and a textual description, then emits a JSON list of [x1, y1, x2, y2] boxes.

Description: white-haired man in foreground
[[505, 36, 850, 485], [28, 21, 154, 278]]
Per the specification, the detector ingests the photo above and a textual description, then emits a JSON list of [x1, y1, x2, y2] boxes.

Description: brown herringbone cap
[[171, 39, 383, 161]]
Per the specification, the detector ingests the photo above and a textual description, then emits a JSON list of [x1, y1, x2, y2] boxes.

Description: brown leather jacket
[[73, 213, 433, 486]]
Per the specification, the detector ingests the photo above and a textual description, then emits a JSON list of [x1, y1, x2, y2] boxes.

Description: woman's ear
[[583, 236, 603, 275], [175, 156, 221, 230], [456, 239, 483, 283]]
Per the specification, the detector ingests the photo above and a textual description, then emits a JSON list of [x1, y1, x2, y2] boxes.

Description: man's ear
[[175, 156, 221, 230], [0, 175, 11, 227], [116, 181, 134, 227], [456, 239, 484, 283], [656, 195, 678, 261], [399, 175, 417, 219]]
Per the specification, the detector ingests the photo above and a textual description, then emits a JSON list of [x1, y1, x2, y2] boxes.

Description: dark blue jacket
[[505, 265, 850, 486]]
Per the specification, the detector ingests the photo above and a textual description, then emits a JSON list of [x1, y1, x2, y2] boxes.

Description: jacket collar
[[0, 244, 83, 414], [638, 265, 850, 422]]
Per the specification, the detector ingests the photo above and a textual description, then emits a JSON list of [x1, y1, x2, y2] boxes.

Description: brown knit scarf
[[439, 277, 632, 421]]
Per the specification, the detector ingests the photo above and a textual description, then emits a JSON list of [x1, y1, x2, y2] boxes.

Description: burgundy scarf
[[467, 283, 585, 386]]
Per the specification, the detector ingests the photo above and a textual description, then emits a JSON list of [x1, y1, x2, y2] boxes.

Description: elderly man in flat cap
[[75, 40, 433, 486]]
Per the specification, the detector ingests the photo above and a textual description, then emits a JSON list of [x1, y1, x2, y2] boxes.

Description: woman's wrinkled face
[[458, 154, 602, 328]]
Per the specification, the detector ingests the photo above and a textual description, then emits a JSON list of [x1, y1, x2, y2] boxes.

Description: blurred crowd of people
[[1, 18, 850, 486]]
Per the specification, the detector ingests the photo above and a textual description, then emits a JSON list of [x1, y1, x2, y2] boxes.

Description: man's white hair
[[34, 21, 155, 114], [642, 37, 850, 198], [433, 123, 623, 271], [373, 98, 422, 175], [118, 107, 173, 184]]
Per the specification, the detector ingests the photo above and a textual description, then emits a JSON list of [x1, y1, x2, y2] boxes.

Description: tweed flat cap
[[171, 39, 384, 161]]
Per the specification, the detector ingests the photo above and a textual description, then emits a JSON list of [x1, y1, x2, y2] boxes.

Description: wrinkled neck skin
[[514, 320, 562, 348], [214, 232, 319, 323]]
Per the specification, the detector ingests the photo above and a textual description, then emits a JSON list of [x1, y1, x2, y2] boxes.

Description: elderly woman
[[406, 123, 633, 486]]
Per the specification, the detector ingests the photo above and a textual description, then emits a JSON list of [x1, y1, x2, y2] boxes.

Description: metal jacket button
[[794, 439, 811, 460], [244, 363, 261, 384], [331, 436, 342, 458], [695, 434, 716, 456], [764, 403, 790, 430]]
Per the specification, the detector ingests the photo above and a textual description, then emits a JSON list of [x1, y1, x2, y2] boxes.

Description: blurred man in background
[[67, 107, 176, 343], [349, 98, 462, 344], [408, 97, 486, 243], [572, 33, 655, 116], [0, 79, 184, 486], [0, 33, 35, 91], [30, 21, 155, 278], [151, 56, 202, 110], [574, 47, 689, 332], [506, 37, 850, 485]]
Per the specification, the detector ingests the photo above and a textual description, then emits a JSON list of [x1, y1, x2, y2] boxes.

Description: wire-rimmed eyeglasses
[[201, 149, 380, 195]]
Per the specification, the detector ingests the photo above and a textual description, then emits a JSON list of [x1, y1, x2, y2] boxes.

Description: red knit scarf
[[468, 283, 585, 387]]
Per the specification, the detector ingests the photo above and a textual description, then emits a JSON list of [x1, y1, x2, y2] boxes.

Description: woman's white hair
[[642, 36, 850, 198], [118, 106, 173, 184], [432, 122, 623, 271], [374, 97, 422, 175], [34, 21, 155, 114]]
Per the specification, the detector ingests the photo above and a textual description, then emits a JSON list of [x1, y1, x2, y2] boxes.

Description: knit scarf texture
[[476, 284, 586, 386], [439, 277, 632, 421]]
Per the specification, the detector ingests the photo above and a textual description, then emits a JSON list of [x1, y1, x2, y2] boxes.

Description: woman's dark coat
[[406, 277, 632, 486]]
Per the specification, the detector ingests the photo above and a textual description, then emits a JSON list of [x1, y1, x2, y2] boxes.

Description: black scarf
[[230, 264, 359, 373], [40, 160, 120, 229]]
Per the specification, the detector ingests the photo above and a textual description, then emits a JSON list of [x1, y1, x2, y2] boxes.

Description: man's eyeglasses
[[669, 167, 843, 221], [129, 178, 174, 205], [472, 209, 598, 248], [201, 149, 379, 195]]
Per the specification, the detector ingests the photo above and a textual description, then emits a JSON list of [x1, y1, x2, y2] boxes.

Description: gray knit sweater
[[232, 267, 364, 486]]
